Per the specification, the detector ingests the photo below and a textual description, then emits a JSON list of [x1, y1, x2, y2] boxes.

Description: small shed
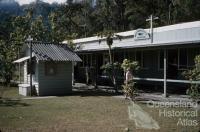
[[13, 42, 81, 96]]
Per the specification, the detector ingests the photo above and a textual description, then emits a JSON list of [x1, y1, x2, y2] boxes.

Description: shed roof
[[13, 56, 30, 63], [27, 42, 82, 62]]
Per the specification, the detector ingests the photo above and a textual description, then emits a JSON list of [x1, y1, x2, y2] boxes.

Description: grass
[[0, 87, 199, 132]]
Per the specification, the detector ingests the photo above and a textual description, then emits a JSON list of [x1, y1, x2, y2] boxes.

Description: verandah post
[[163, 49, 167, 97], [27, 36, 33, 96]]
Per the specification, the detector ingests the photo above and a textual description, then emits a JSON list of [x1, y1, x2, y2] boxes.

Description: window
[[142, 50, 150, 69], [136, 51, 142, 67], [158, 48, 191, 70], [114, 52, 124, 63], [188, 48, 199, 68], [79, 54, 93, 67], [45, 62, 57, 76], [159, 50, 164, 69], [129, 51, 135, 61], [179, 48, 188, 69], [124, 51, 129, 59], [103, 53, 109, 65]]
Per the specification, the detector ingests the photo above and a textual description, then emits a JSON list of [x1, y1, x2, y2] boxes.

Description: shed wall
[[38, 61, 72, 96]]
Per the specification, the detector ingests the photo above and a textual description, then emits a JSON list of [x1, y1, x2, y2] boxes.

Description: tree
[[30, 15, 50, 41], [0, 7, 50, 85], [97, 30, 122, 92], [183, 55, 200, 99], [0, 16, 17, 85], [49, 1, 84, 42], [113, 0, 128, 31]]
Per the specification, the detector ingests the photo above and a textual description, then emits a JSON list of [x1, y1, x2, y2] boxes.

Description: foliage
[[122, 80, 137, 100], [121, 59, 140, 100], [0, 0, 200, 85], [182, 55, 200, 99], [0, 7, 50, 85], [0, 0, 200, 34], [49, 1, 84, 42], [64, 33, 78, 50], [0, 16, 16, 85], [98, 30, 123, 92], [121, 59, 140, 73], [101, 62, 122, 77]]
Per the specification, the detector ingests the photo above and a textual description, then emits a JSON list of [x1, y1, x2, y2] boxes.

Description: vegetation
[[0, 87, 199, 131], [122, 80, 137, 100], [100, 62, 122, 91], [121, 59, 140, 74], [121, 59, 140, 100], [183, 55, 200, 99], [98, 30, 122, 92], [0, 0, 200, 84]]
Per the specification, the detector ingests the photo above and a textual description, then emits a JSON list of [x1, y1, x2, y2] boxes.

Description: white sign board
[[134, 29, 150, 41]]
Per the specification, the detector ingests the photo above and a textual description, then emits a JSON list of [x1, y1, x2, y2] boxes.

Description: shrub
[[183, 55, 200, 99], [122, 80, 137, 100], [121, 59, 140, 100], [121, 59, 139, 73], [100, 62, 123, 91]]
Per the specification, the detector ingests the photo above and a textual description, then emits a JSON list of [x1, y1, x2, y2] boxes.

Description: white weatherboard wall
[[38, 61, 72, 96]]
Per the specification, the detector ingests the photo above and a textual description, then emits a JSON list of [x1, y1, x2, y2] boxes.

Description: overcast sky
[[15, 0, 66, 5]]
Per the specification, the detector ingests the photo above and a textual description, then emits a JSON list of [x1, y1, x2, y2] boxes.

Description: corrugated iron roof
[[27, 42, 82, 62], [64, 21, 200, 44]]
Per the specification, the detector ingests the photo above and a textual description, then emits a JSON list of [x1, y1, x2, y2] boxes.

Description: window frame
[[178, 48, 188, 70], [158, 50, 164, 70], [135, 50, 148, 69], [158, 48, 189, 71], [79, 53, 93, 68], [142, 50, 150, 69]]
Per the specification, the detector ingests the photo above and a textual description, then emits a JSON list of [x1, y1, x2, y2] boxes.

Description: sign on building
[[134, 29, 150, 41]]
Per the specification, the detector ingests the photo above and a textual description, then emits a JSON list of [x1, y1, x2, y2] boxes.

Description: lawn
[[0, 87, 199, 132]]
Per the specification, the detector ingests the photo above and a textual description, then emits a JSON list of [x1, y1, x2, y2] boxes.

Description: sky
[[15, 0, 66, 5]]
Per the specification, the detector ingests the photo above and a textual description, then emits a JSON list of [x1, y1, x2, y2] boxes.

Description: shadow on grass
[[64, 85, 123, 97], [70, 90, 122, 97], [0, 98, 30, 107]]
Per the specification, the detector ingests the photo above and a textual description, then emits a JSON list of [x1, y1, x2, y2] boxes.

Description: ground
[[0, 86, 199, 132]]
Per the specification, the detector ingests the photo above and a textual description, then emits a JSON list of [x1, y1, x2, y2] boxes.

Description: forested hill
[[0, 0, 200, 83], [1, 0, 200, 38], [0, 0, 59, 22], [0, 0, 200, 43]]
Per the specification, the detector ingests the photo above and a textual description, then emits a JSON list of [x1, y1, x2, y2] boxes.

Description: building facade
[[64, 21, 200, 96]]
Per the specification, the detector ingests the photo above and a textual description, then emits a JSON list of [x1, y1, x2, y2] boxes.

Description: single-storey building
[[64, 21, 200, 96], [14, 42, 81, 96]]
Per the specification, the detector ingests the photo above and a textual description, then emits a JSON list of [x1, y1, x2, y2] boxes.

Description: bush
[[121, 59, 140, 100], [183, 55, 200, 99], [121, 59, 139, 73], [122, 80, 137, 100], [100, 62, 123, 91]]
